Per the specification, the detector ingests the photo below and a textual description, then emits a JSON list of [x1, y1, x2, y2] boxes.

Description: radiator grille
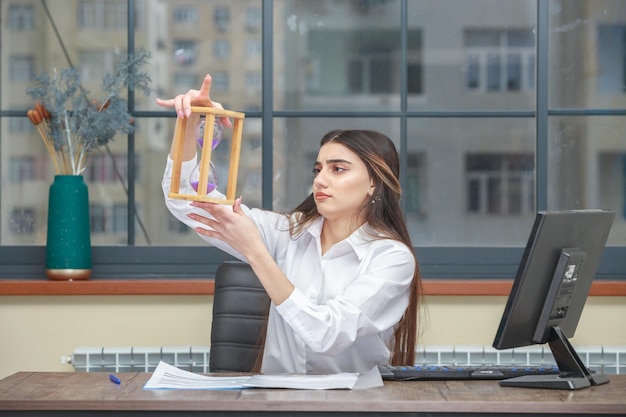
[[72, 345, 626, 374]]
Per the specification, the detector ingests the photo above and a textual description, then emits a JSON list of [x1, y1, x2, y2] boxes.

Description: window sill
[[0, 279, 624, 296]]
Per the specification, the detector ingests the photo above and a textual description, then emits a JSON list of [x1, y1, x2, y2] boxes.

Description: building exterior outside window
[[0, 0, 624, 279]]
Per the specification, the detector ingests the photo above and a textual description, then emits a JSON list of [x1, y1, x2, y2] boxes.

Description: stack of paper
[[144, 361, 383, 390]]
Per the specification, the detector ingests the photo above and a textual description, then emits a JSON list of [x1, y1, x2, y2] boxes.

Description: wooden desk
[[0, 372, 625, 416]]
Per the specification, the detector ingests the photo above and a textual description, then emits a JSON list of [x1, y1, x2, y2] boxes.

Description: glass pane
[[1, 0, 133, 245], [548, 116, 626, 245], [136, 0, 263, 112], [275, 0, 403, 111], [408, 0, 536, 111], [549, 0, 626, 108], [407, 118, 536, 246]]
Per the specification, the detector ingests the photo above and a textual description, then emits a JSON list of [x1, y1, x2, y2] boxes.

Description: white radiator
[[71, 345, 626, 374]]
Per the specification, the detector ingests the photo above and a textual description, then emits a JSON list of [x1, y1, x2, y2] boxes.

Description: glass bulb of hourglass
[[189, 161, 219, 194], [195, 119, 223, 149]]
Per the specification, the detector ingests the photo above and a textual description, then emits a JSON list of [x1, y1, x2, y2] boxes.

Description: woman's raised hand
[[156, 74, 232, 128]]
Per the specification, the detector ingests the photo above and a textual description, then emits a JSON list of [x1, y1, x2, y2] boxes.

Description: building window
[[7, 4, 34, 31], [214, 7, 230, 32], [213, 40, 230, 59], [173, 6, 197, 24], [84, 153, 138, 183], [90, 203, 127, 234], [174, 40, 198, 66], [9, 117, 34, 134], [245, 7, 261, 32], [245, 72, 262, 94], [466, 153, 534, 215], [598, 152, 626, 218], [246, 39, 262, 58], [9, 208, 35, 235], [405, 153, 427, 217], [464, 29, 535, 92], [10, 55, 34, 82], [173, 73, 199, 91], [78, 0, 128, 30], [8, 156, 40, 183], [78, 50, 119, 83], [597, 25, 626, 93], [211, 72, 229, 92]]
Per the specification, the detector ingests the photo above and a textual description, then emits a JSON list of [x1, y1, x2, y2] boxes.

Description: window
[[464, 29, 535, 92], [7, 4, 34, 31], [245, 7, 261, 32], [597, 25, 626, 93], [9, 56, 34, 82], [213, 40, 230, 59], [84, 153, 136, 183], [173, 73, 199, 91], [78, 50, 118, 83], [173, 7, 197, 24], [245, 72, 262, 94], [174, 40, 198, 66], [214, 6, 230, 32], [9, 156, 38, 183], [9, 208, 36, 235], [211, 72, 229, 92], [78, 0, 128, 30], [90, 203, 127, 235], [405, 153, 427, 217], [9, 117, 34, 134], [246, 39, 262, 58], [466, 153, 534, 215], [1, 1, 624, 282]]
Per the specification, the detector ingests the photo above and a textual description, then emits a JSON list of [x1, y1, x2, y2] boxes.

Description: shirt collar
[[306, 218, 375, 260]]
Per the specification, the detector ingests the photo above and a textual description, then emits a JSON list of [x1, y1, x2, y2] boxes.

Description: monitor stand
[[499, 326, 610, 390]]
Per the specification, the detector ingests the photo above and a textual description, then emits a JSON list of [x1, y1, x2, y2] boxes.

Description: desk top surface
[[1, 372, 625, 415]]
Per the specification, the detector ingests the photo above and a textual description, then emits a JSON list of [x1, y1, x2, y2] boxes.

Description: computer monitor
[[492, 209, 615, 390]]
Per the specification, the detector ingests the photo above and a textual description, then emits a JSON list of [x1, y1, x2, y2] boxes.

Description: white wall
[[1, 295, 625, 379]]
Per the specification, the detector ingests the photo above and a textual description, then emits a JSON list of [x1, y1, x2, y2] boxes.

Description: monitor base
[[499, 373, 609, 390]]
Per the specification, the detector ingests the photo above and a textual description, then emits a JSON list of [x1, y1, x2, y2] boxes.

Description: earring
[[371, 195, 381, 204]]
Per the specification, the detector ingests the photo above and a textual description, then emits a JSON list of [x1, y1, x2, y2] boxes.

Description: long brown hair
[[254, 130, 421, 371], [289, 130, 422, 366]]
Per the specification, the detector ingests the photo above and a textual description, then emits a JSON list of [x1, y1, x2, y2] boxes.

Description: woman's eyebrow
[[315, 158, 353, 165]]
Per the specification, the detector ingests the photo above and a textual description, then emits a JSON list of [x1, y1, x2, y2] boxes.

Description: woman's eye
[[333, 166, 346, 173], [312, 168, 321, 175]]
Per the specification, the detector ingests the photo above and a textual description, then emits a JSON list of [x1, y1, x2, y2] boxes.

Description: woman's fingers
[[155, 74, 232, 128]]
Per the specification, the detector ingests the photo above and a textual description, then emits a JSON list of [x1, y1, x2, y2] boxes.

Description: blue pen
[[109, 374, 121, 384]]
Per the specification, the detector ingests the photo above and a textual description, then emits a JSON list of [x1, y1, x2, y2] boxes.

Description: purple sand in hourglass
[[190, 181, 217, 194], [196, 119, 223, 149]]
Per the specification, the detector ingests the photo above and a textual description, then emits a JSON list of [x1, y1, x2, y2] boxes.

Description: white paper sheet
[[143, 361, 383, 390], [144, 361, 250, 390]]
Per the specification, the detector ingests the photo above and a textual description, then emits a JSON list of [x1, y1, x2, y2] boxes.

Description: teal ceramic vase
[[45, 175, 92, 280]]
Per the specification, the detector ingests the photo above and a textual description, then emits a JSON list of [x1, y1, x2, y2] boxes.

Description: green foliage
[[26, 49, 153, 175]]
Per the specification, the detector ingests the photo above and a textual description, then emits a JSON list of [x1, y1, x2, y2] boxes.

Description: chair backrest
[[210, 261, 270, 372]]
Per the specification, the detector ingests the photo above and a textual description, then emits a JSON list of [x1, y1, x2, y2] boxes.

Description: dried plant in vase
[[25, 48, 153, 175]]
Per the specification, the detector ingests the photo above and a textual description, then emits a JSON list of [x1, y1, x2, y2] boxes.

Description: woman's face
[[312, 142, 374, 224]]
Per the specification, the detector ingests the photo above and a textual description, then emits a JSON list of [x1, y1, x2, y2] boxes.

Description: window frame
[[0, 0, 623, 284]]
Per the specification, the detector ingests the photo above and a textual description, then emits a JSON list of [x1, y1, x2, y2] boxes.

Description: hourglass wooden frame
[[168, 106, 245, 204]]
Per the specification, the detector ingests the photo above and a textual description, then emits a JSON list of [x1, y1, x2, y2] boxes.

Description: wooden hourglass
[[168, 106, 245, 204]]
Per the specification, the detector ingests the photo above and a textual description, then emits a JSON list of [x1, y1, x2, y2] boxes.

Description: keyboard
[[378, 364, 560, 381]]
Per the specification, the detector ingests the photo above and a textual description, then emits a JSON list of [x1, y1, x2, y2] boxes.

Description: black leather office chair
[[209, 261, 270, 372]]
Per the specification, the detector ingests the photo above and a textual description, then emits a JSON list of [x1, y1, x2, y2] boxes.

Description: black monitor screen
[[492, 209, 615, 390]]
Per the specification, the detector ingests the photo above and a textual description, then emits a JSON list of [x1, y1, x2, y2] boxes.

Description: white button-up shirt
[[163, 157, 415, 374]]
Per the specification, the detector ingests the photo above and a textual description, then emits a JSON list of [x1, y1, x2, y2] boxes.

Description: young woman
[[159, 74, 422, 374]]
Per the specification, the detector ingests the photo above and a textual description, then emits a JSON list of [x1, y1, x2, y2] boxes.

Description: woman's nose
[[313, 169, 327, 187]]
